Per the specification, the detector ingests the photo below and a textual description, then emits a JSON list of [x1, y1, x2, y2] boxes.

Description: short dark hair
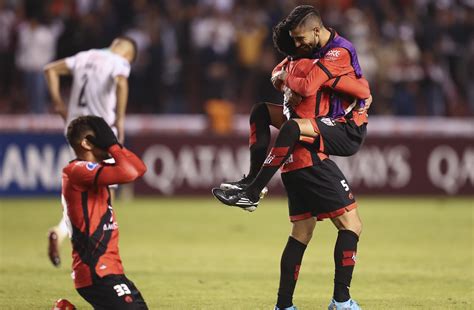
[[272, 20, 297, 56], [285, 5, 322, 30], [66, 116, 96, 149], [116, 36, 138, 63]]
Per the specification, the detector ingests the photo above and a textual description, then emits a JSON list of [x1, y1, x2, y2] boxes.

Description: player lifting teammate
[[213, 5, 367, 310], [60, 116, 147, 309], [44, 37, 137, 267]]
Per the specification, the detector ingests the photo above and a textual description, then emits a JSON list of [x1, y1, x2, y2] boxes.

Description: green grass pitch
[[0, 197, 472, 309]]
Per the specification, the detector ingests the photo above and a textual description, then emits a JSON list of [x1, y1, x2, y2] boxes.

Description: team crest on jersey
[[86, 162, 99, 171], [320, 117, 336, 126]]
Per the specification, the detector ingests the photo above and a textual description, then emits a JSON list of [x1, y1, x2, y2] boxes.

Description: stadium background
[[0, 0, 473, 309]]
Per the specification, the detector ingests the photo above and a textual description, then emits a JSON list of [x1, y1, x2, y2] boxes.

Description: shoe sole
[[211, 188, 257, 212], [220, 183, 243, 191]]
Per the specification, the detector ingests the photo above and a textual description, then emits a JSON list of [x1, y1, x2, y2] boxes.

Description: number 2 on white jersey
[[78, 75, 88, 107]]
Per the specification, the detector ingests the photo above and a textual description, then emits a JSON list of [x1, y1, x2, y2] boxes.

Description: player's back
[[62, 160, 124, 289], [65, 49, 130, 128]]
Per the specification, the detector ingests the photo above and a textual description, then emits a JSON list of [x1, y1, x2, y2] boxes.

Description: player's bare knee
[[332, 210, 362, 236], [291, 230, 313, 245], [291, 218, 316, 244]]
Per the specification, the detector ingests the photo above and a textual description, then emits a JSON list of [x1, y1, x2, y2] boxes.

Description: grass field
[[0, 197, 472, 309]]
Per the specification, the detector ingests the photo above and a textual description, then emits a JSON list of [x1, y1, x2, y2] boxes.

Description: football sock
[[248, 103, 271, 179], [277, 236, 307, 308], [246, 120, 300, 200], [333, 230, 359, 302]]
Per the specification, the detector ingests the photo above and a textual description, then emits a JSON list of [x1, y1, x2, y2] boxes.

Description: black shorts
[[281, 159, 357, 222], [313, 117, 367, 157], [77, 274, 148, 310]]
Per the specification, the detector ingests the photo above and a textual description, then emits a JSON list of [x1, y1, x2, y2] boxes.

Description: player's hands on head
[[86, 116, 119, 150]]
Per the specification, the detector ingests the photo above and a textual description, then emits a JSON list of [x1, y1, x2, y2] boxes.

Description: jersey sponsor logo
[[86, 162, 99, 171], [320, 117, 336, 126], [99, 264, 107, 270], [103, 222, 118, 231], [325, 49, 341, 60]]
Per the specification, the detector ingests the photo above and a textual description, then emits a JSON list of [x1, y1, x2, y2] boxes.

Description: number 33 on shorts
[[340, 180, 350, 191], [113, 284, 131, 296]]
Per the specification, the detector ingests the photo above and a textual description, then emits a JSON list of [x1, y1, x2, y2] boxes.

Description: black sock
[[246, 120, 300, 200], [333, 230, 359, 302], [277, 236, 307, 308], [248, 103, 271, 179]]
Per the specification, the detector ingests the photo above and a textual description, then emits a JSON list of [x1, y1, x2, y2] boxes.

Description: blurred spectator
[[0, 0, 16, 110], [15, 1, 62, 114], [0, 0, 471, 116]]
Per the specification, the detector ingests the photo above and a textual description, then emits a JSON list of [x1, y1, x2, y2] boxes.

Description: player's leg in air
[[213, 96, 372, 211], [220, 102, 286, 192], [213, 117, 308, 209]]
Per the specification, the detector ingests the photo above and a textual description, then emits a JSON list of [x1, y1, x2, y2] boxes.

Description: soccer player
[[213, 6, 365, 310], [62, 115, 147, 309], [44, 37, 137, 266], [220, 18, 371, 194]]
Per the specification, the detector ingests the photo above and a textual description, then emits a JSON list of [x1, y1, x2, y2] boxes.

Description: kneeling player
[[62, 116, 148, 309]]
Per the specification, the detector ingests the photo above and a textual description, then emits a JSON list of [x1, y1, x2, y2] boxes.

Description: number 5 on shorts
[[113, 284, 131, 296], [340, 180, 350, 191]]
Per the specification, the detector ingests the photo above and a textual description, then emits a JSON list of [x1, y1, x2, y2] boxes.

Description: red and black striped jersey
[[61, 145, 146, 288], [272, 33, 371, 173]]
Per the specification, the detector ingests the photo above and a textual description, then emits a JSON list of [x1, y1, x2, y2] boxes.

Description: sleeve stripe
[[316, 61, 333, 79], [93, 166, 104, 188], [331, 76, 341, 88]]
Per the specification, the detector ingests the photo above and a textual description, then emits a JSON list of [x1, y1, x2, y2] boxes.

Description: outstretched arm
[[44, 59, 71, 121]]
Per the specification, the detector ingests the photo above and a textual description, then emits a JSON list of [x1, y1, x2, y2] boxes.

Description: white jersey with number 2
[[65, 49, 130, 128]]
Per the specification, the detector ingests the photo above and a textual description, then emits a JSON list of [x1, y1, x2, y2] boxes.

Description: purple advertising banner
[[130, 134, 474, 196]]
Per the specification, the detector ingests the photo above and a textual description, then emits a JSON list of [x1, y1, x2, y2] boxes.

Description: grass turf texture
[[0, 197, 472, 309]]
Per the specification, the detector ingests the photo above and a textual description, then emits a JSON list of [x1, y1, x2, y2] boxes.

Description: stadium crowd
[[0, 0, 472, 116]]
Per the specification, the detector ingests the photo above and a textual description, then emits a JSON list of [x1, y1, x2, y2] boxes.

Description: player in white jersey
[[43, 37, 137, 267]]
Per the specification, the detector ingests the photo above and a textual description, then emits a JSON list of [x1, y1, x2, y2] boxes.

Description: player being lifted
[[44, 37, 137, 266], [213, 5, 369, 310], [59, 116, 147, 309]]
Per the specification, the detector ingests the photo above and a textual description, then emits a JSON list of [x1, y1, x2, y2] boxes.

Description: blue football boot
[[328, 298, 361, 310]]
